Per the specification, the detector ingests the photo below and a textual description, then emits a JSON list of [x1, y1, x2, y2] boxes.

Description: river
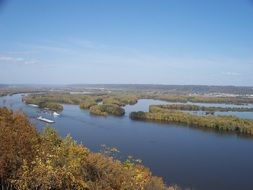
[[1, 94, 253, 190]]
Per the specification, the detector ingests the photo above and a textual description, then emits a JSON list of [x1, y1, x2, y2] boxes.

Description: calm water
[[1, 94, 253, 190]]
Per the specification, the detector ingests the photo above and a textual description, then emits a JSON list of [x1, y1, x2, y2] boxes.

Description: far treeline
[[0, 88, 47, 97], [157, 104, 253, 112], [140, 94, 253, 105], [0, 108, 177, 190], [66, 84, 253, 95], [130, 105, 253, 136]]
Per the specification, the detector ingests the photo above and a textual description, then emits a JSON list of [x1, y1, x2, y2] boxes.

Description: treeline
[[157, 104, 253, 112], [0, 88, 47, 97], [140, 94, 253, 105], [68, 84, 253, 95], [130, 106, 253, 135], [0, 108, 177, 190]]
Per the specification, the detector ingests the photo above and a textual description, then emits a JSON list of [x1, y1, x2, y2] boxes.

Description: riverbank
[[130, 105, 253, 135]]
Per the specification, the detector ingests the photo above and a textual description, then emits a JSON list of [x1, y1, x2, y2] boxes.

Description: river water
[[1, 94, 253, 190]]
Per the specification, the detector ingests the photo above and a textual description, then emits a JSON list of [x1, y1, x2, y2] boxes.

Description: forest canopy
[[0, 107, 177, 190]]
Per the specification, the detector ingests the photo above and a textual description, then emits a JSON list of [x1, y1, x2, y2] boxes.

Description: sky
[[0, 0, 253, 86]]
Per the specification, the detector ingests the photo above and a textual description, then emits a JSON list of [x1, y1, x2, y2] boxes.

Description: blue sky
[[0, 0, 253, 85]]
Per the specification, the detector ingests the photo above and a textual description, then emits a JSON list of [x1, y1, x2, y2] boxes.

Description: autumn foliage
[[0, 108, 175, 190]]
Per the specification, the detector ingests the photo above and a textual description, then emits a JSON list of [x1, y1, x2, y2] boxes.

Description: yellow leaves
[[1, 108, 169, 190]]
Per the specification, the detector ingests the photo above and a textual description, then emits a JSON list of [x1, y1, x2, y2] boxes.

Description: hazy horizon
[[1, 83, 253, 88], [1, 0, 253, 85]]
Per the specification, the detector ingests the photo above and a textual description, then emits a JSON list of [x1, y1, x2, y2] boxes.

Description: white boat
[[53, 112, 60, 117], [28, 104, 39, 107], [37, 116, 55, 123]]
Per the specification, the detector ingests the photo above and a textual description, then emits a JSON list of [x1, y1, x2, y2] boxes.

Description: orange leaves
[[0, 108, 38, 179], [0, 108, 171, 190]]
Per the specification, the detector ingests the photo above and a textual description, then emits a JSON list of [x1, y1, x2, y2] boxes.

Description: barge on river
[[37, 116, 55, 123]]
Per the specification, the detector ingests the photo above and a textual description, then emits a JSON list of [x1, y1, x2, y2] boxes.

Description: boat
[[28, 104, 39, 107], [37, 116, 55, 123], [53, 112, 60, 117]]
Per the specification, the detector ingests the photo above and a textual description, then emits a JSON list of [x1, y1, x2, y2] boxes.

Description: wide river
[[1, 94, 253, 190]]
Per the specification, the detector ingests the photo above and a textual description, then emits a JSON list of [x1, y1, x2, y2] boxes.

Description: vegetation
[[38, 102, 63, 112], [80, 99, 97, 109], [23, 96, 63, 112], [22, 93, 96, 112], [22, 92, 138, 106], [82, 84, 253, 95], [90, 104, 125, 116], [25, 91, 253, 106], [15, 90, 253, 116], [103, 97, 125, 106], [130, 105, 253, 135], [0, 88, 47, 97], [0, 108, 177, 190], [102, 96, 138, 106], [141, 93, 253, 105], [23, 92, 138, 116], [22, 93, 97, 105], [1, 84, 253, 105], [157, 104, 253, 112]]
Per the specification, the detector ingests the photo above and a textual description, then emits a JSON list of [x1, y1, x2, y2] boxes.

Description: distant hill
[[1, 84, 253, 95], [67, 84, 253, 95]]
